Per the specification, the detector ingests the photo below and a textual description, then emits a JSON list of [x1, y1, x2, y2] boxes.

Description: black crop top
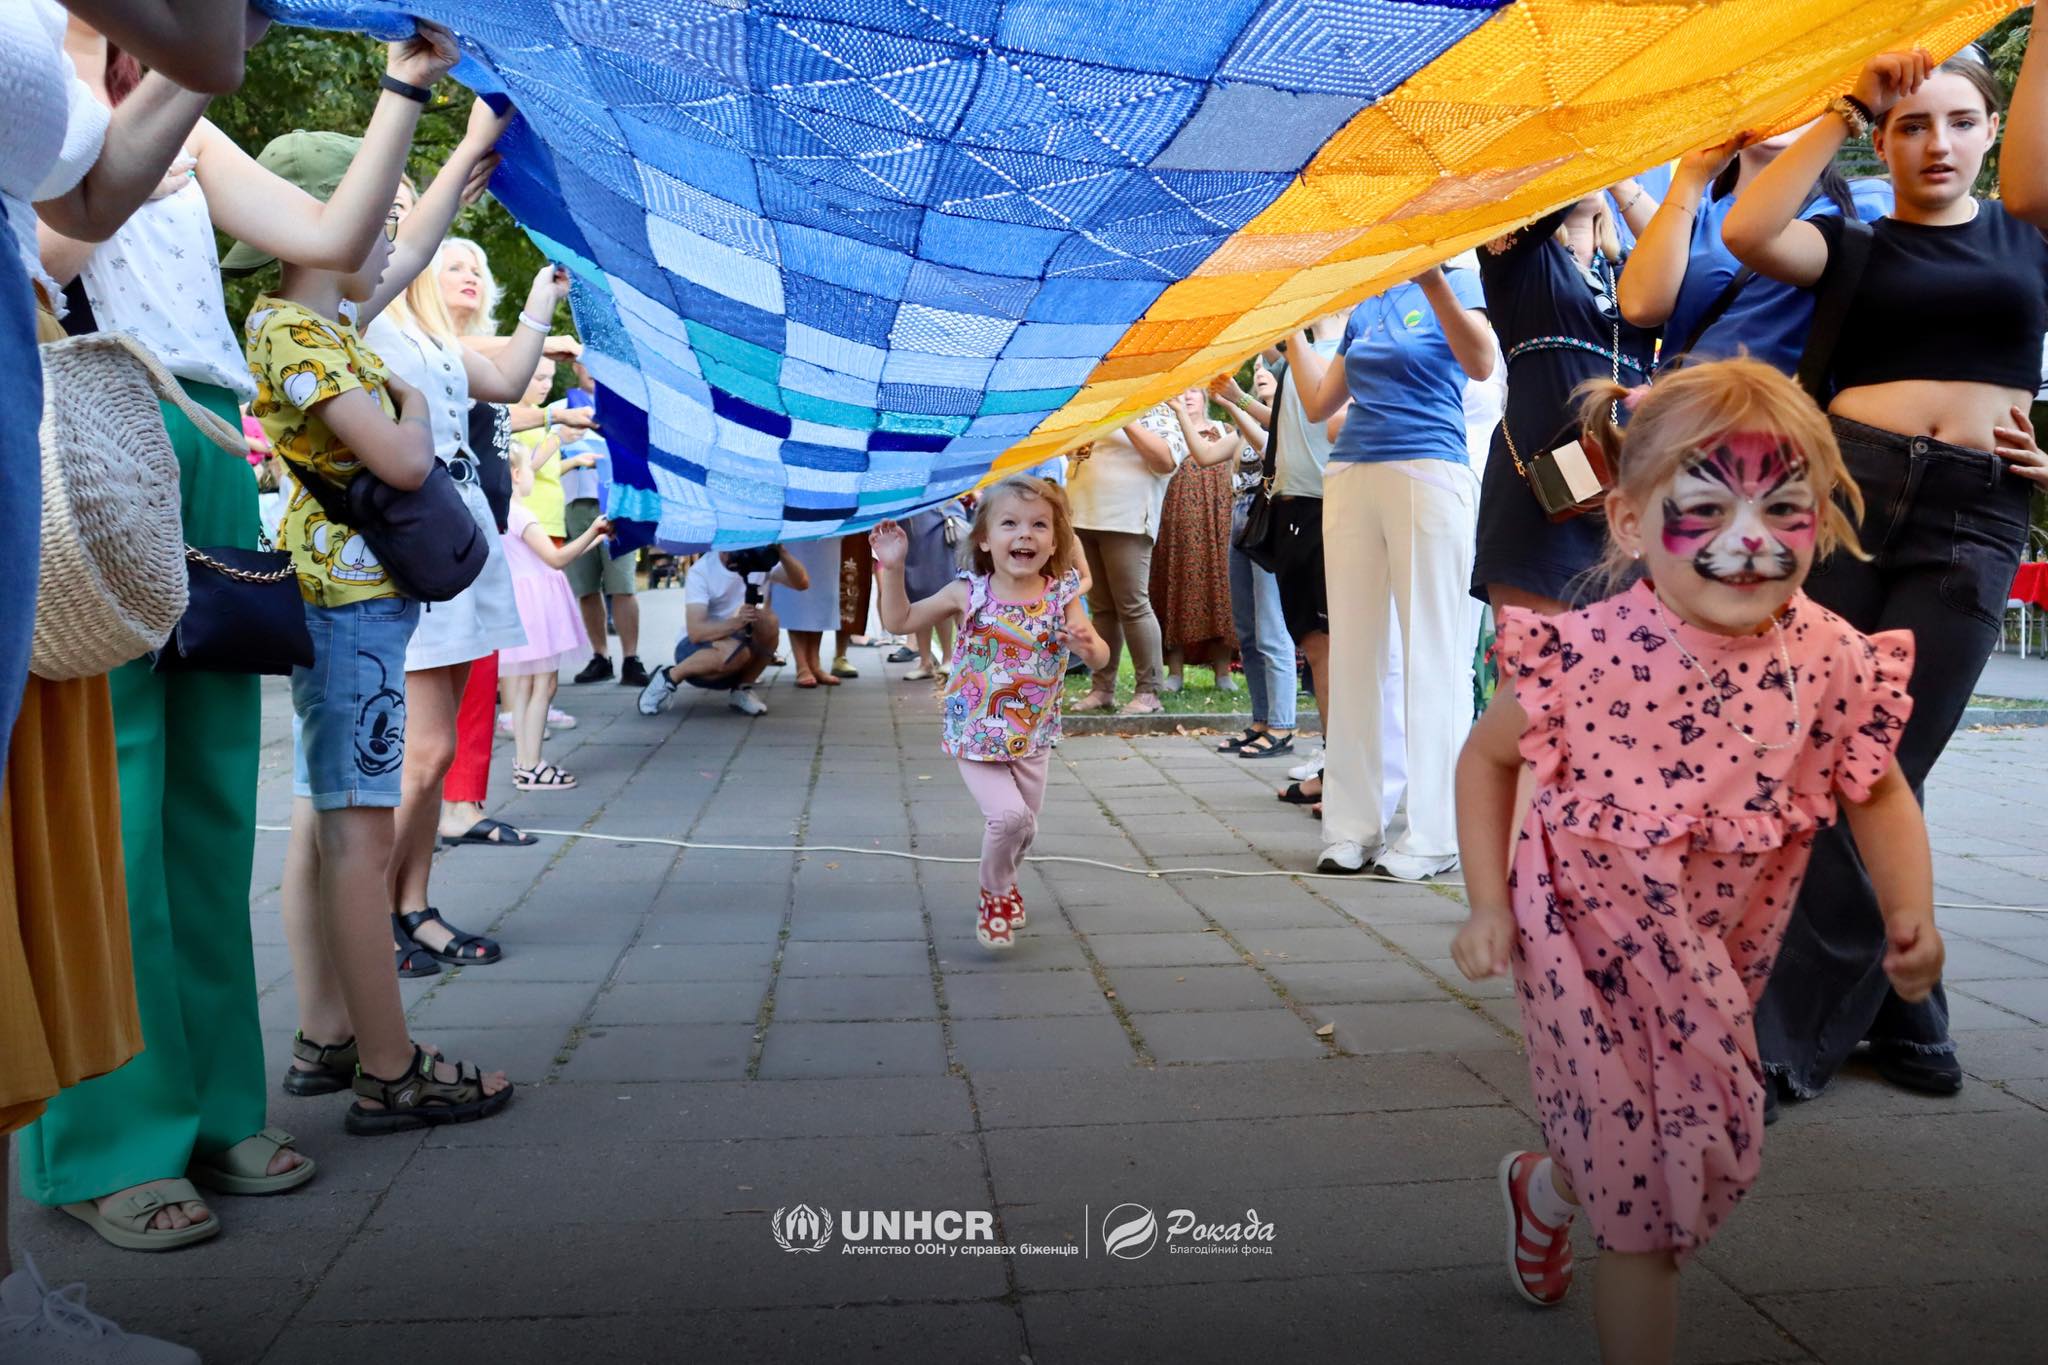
[[1811, 200, 2048, 393]]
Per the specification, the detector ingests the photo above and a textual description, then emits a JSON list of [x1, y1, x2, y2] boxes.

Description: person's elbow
[[1615, 277, 1668, 329], [152, 46, 244, 96], [1719, 211, 1769, 266], [2001, 173, 2048, 231]]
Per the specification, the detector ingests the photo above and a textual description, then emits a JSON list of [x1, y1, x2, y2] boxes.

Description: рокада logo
[[772, 1204, 834, 1252], [1101, 1204, 1158, 1259]]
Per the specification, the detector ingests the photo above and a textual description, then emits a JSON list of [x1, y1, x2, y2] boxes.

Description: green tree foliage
[[205, 26, 548, 344]]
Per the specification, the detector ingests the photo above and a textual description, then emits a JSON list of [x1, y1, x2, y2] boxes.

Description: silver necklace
[[1643, 590, 1803, 753]]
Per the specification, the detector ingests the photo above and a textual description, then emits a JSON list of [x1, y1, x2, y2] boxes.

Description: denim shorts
[[673, 627, 753, 689], [292, 596, 421, 810]]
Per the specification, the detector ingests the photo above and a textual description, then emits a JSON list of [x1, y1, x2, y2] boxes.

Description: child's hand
[[1882, 912, 1945, 1003], [590, 517, 613, 541], [1451, 908, 1515, 981], [869, 520, 908, 571], [383, 372, 424, 415]]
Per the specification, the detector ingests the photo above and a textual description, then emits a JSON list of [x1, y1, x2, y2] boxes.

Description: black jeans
[[1757, 417, 2032, 1096]]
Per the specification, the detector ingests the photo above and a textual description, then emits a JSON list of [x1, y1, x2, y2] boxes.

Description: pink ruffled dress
[[498, 502, 590, 677], [1498, 580, 1912, 1257]]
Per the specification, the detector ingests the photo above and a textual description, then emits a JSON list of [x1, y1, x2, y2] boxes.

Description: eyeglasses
[[383, 219, 401, 242]]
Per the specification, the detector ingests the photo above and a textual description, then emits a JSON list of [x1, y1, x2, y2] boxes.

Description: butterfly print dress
[[1499, 580, 1911, 1256]]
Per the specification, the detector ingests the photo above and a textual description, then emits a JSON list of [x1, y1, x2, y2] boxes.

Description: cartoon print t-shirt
[[246, 295, 397, 605], [942, 569, 1084, 761]]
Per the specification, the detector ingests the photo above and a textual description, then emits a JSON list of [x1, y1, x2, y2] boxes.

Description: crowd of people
[[2, 4, 2047, 1362]]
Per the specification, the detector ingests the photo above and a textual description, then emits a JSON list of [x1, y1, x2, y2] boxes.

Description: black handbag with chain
[[1233, 370, 1287, 573], [152, 544, 314, 675]]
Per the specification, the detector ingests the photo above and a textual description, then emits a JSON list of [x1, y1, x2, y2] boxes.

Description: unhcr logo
[[771, 1204, 833, 1252]]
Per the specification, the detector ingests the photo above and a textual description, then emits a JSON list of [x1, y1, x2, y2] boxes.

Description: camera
[[724, 544, 782, 606]]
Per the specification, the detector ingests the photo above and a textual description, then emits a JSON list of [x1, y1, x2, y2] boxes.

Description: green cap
[[219, 130, 365, 277]]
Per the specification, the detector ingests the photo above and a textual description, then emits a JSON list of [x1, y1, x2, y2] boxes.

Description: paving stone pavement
[[11, 591, 2048, 1364]]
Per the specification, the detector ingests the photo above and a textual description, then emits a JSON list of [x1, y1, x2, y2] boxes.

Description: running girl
[[871, 476, 1108, 948], [1450, 358, 1944, 1363]]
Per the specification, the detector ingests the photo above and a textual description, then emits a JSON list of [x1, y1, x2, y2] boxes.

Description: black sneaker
[[572, 654, 614, 684], [1870, 1043, 1964, 1096], [619, 655, 650, 687]]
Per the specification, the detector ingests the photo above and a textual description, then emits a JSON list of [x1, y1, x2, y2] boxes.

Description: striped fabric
[[264, 0, 2017, 551]]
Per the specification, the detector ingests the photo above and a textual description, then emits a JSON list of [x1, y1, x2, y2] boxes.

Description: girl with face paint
[[1720, 41, 2048, 1104], [1448, 359, 1941, 1365]]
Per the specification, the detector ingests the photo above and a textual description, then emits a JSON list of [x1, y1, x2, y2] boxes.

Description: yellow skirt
[[0, 674, 141, 1136]]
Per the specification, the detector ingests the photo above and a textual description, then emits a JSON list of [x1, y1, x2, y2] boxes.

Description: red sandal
[[976, 888, 1016, 950], [1498, 1151, 1576, 1307]]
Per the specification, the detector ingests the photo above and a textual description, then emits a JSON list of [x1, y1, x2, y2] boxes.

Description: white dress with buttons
[[363, 312, 526, 670]]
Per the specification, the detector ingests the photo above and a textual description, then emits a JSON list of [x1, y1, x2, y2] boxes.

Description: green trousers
[[19, 381, 266, 1205]]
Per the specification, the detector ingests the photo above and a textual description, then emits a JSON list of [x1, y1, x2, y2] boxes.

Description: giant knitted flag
[[265, 0, 2017, 551]]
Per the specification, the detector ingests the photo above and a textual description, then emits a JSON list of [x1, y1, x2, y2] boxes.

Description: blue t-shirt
[[1663, 178, 1893, 374], [1328, 267, 1487, 465]]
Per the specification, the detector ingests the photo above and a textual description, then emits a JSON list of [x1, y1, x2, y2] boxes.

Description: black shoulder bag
[[1795, 216, 1875, 405], [1233, 371, 1290, 573], [284, 453, 488, 604]]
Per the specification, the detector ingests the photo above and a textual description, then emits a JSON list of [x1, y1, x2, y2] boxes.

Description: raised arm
[[1168, 389, 1239, 467], [1414, 267, 1494, 382], [1726, 51, 1930, 286], [34, 70, 211, 241], [2002, 20, 2048, 227], [61, 0, 249, 94], [193, 25, 458, 274], [1125, 414, 1180, 475], [1619, 140, 1739, 327], [463, 266, 571, 402], [1292, 323, 1351, 423], [1610, 175, 1658, 240], [359, 99, 512, 326], [871, 521, 971, 634]]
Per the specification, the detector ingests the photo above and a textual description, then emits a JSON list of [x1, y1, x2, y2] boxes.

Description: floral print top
[[941, 569, 1084, 761]]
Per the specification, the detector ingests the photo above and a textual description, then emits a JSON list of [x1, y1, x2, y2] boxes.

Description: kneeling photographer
[[637, 544, 810, 717]]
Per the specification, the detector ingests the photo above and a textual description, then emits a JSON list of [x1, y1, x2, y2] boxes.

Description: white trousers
[[1320, 459, 1478, 858]]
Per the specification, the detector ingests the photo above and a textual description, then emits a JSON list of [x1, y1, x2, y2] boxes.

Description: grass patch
[[1059, 655, 1315, 718]]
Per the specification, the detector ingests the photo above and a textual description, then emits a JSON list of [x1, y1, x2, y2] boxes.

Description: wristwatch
[[1828, 94, 1872, 139], [380, 73, 433, 104]]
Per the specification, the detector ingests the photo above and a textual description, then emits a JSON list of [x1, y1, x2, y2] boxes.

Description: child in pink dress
[[1452, 358, 1945, 1363], [872, 476, 1109, 948], [501, 445, 611, 791]]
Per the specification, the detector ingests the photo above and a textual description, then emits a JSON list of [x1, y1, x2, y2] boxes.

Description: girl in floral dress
[[1451, 358, 1945, 1363], [872, 477, 1108, 948]]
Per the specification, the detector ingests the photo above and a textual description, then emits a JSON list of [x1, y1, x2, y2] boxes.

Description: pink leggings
[[955, 752, 1049, 894]]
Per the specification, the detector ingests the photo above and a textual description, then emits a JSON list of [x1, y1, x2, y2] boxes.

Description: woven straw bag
[[30, 331, 245, 681]]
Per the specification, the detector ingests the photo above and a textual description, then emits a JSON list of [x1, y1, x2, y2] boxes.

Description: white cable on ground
[[253, 823, 2048, 913]]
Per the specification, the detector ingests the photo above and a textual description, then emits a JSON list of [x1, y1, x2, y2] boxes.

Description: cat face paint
[[1657, 433, 1817, 586]]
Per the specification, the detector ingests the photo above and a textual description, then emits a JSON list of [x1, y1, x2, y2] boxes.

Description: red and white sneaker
[[1000, 886, 1026, 929], [976, 889, 1016, 950], [1498, 1150, 1575, 1307]]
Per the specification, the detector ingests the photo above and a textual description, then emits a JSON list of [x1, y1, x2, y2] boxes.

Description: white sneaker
[[1288, 751, 1325, 783], [0, 1255, 198, 1364], [637, 668, 679, 716], [497, 712, 553, 740], [728, 687, 768, 717], [546, 706, 577, 730], [1316, 840, 1380, 875], [1377, 849, 1459, 882]]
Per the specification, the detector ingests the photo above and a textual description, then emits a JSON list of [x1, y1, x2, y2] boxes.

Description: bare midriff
[[1829, 378, 2034, 454]]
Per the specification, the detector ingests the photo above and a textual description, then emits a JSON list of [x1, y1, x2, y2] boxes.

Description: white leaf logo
[[1102, 1204, 1157, 1259]]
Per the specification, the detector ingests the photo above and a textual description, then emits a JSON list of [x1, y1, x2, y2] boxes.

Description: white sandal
[[513, 763, 577, 791]]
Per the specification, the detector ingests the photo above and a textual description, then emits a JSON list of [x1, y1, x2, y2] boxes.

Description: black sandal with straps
[[397, 907, 503, 967], [392, 914, 443, 978], [345, 1044, 513, 1135], [282, 1032, 359, 1097]]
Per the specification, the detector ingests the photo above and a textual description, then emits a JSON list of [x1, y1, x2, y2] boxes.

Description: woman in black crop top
[[1724, 46, 2048, 1110]]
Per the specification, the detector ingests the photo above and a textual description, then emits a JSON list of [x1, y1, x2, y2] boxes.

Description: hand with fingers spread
[[869, 519, 909, 572], [1994, 403, 2048, 486]]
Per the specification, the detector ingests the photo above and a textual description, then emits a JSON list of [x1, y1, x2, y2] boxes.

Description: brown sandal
[[345, 1044, 512, 1136]]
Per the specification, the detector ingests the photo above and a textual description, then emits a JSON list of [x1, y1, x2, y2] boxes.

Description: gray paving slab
[[29, 643, 2043, 1365], [755, 1020, 950, 1079]]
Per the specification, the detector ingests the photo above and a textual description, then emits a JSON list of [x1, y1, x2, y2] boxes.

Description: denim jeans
[[1758, 417, 2033, 1096], [1229, 497, 1297, 730]]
